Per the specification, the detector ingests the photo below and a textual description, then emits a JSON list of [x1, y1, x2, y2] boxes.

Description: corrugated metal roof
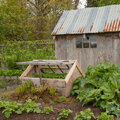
[[52, 5, 120, 35]]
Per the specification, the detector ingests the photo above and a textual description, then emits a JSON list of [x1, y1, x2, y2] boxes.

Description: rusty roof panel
[[52, 5, 120, 35]]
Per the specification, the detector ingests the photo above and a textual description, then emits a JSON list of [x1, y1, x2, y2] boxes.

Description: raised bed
[[17, 60, 85, 97]]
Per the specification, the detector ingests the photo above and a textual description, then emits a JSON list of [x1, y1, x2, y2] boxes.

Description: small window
[[83, 36, 89, 48], [76, 36, 82, 48], [91, 36, 97, 48]]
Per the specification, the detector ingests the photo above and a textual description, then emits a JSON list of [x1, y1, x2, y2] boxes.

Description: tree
[[87, 0, 120, 7]]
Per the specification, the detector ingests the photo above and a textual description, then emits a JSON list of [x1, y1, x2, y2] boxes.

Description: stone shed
[[52, 5, 120, 72]]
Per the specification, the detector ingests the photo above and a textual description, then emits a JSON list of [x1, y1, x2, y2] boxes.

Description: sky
[[78, 0, 87, 8]]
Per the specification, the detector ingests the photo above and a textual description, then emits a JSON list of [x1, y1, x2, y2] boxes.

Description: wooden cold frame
[[17, 60, 85, 97]]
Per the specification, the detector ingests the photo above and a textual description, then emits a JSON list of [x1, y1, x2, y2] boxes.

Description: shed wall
[[55, 33, 120, 72]]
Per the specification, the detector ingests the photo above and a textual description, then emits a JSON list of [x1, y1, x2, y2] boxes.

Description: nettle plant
[[72, 60, 120, 117]]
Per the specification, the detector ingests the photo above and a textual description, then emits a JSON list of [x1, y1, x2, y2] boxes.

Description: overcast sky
[[78, 0, 86, 8]]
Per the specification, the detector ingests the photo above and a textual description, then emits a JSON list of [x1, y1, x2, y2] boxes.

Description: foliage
[[59, 96, 66, 103], [87, 0, 120, 7], [1, 41, 55, 69], [72, 61, 120, 116], [0, 69, 23, 76], [57, 108, 72, 120], [0, 100, 22, 118], [0, 0, 78, 41], [49, 87, 56, 96], [42, 107, 54, 114], [97, 111, 114, 120], [0, 99, 55, 118], [74, 108, 95, 120], [22, 99, 41, 113], [34, 73, 67, 79]]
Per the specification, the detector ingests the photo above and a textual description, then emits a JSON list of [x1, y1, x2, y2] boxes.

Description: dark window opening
[[76, 36, 82, 48], [91, 36, 97, 48], [83, 36, 89, 48]]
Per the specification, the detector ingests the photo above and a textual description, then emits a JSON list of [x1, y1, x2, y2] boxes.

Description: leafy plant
[[72, 61, 120, 116], [42, 106, 54, 114], [74, 108, 95, 120], [59, 96, 66, 103], [49, 87, 56, 96], [97, 111, 114, 120], [0, 100, 22, 118], [57, 108, 72, 120], [22, 99, 41, 113]]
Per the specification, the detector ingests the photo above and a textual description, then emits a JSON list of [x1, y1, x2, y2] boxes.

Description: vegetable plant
[[74, 108, 95, 120], [57, 108, 72, 120], [72, 61, 120, 116], [42, 106, 54, 114], [97, 111, 114, 120]]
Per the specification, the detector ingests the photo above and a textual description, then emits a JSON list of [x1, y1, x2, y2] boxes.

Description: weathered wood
[[64, 60, 84, 97], [55, 33, 119, 72], [20, 65, 34, 80], [22, 77, 65, 88], [17, 61, 74, 66], [19, 59, 84, 97]]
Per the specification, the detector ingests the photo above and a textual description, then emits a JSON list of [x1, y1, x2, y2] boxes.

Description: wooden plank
[[64, 60, 85, 97], [17, 61, 74, 66], [22, 77, 66, 88], [19, 65, 34, 80], [65, 66, 82, 97], [40, 66, 69, 70]]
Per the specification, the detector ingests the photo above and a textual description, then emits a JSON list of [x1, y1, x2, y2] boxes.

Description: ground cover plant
[[72, 60, 120, 117]]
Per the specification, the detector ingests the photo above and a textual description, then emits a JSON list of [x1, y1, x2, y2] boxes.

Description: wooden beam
[[48, 65, 55, 73], [57, 65, 64, 73], [19, 65, 34, 80]]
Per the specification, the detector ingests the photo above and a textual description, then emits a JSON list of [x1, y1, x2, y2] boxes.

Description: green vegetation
[[0, 69, 23, 76], [74, 108, 95, 120], [1, 41, 55, 70], [0, 99, 54, 118], [34, 73, 67, 79], [42, 107, 54, 114], [57, 108, 72, 120], [97, 112, 114, 120], [87, 0, 120, 7], [72, 61, 120, 117]]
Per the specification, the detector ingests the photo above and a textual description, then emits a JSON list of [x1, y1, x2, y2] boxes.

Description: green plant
[[59, 96, 66, 103], [22, 99, 41, 113], [42, 106, 54, 114], [0, 100, 22, 118], [0, 69, 23, 76], [49, 87, 56, 96], [37, 84, 48, 94], [74, 108, 95, 120], [57, 108, 72, 120], [72, 61, 120, 116], [0, 80, 7, 87], [97, 111, 114, 120]]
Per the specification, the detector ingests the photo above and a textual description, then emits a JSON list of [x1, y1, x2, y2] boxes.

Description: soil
[[0, 101, 102, 120], [0, 90, 119, 120]]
